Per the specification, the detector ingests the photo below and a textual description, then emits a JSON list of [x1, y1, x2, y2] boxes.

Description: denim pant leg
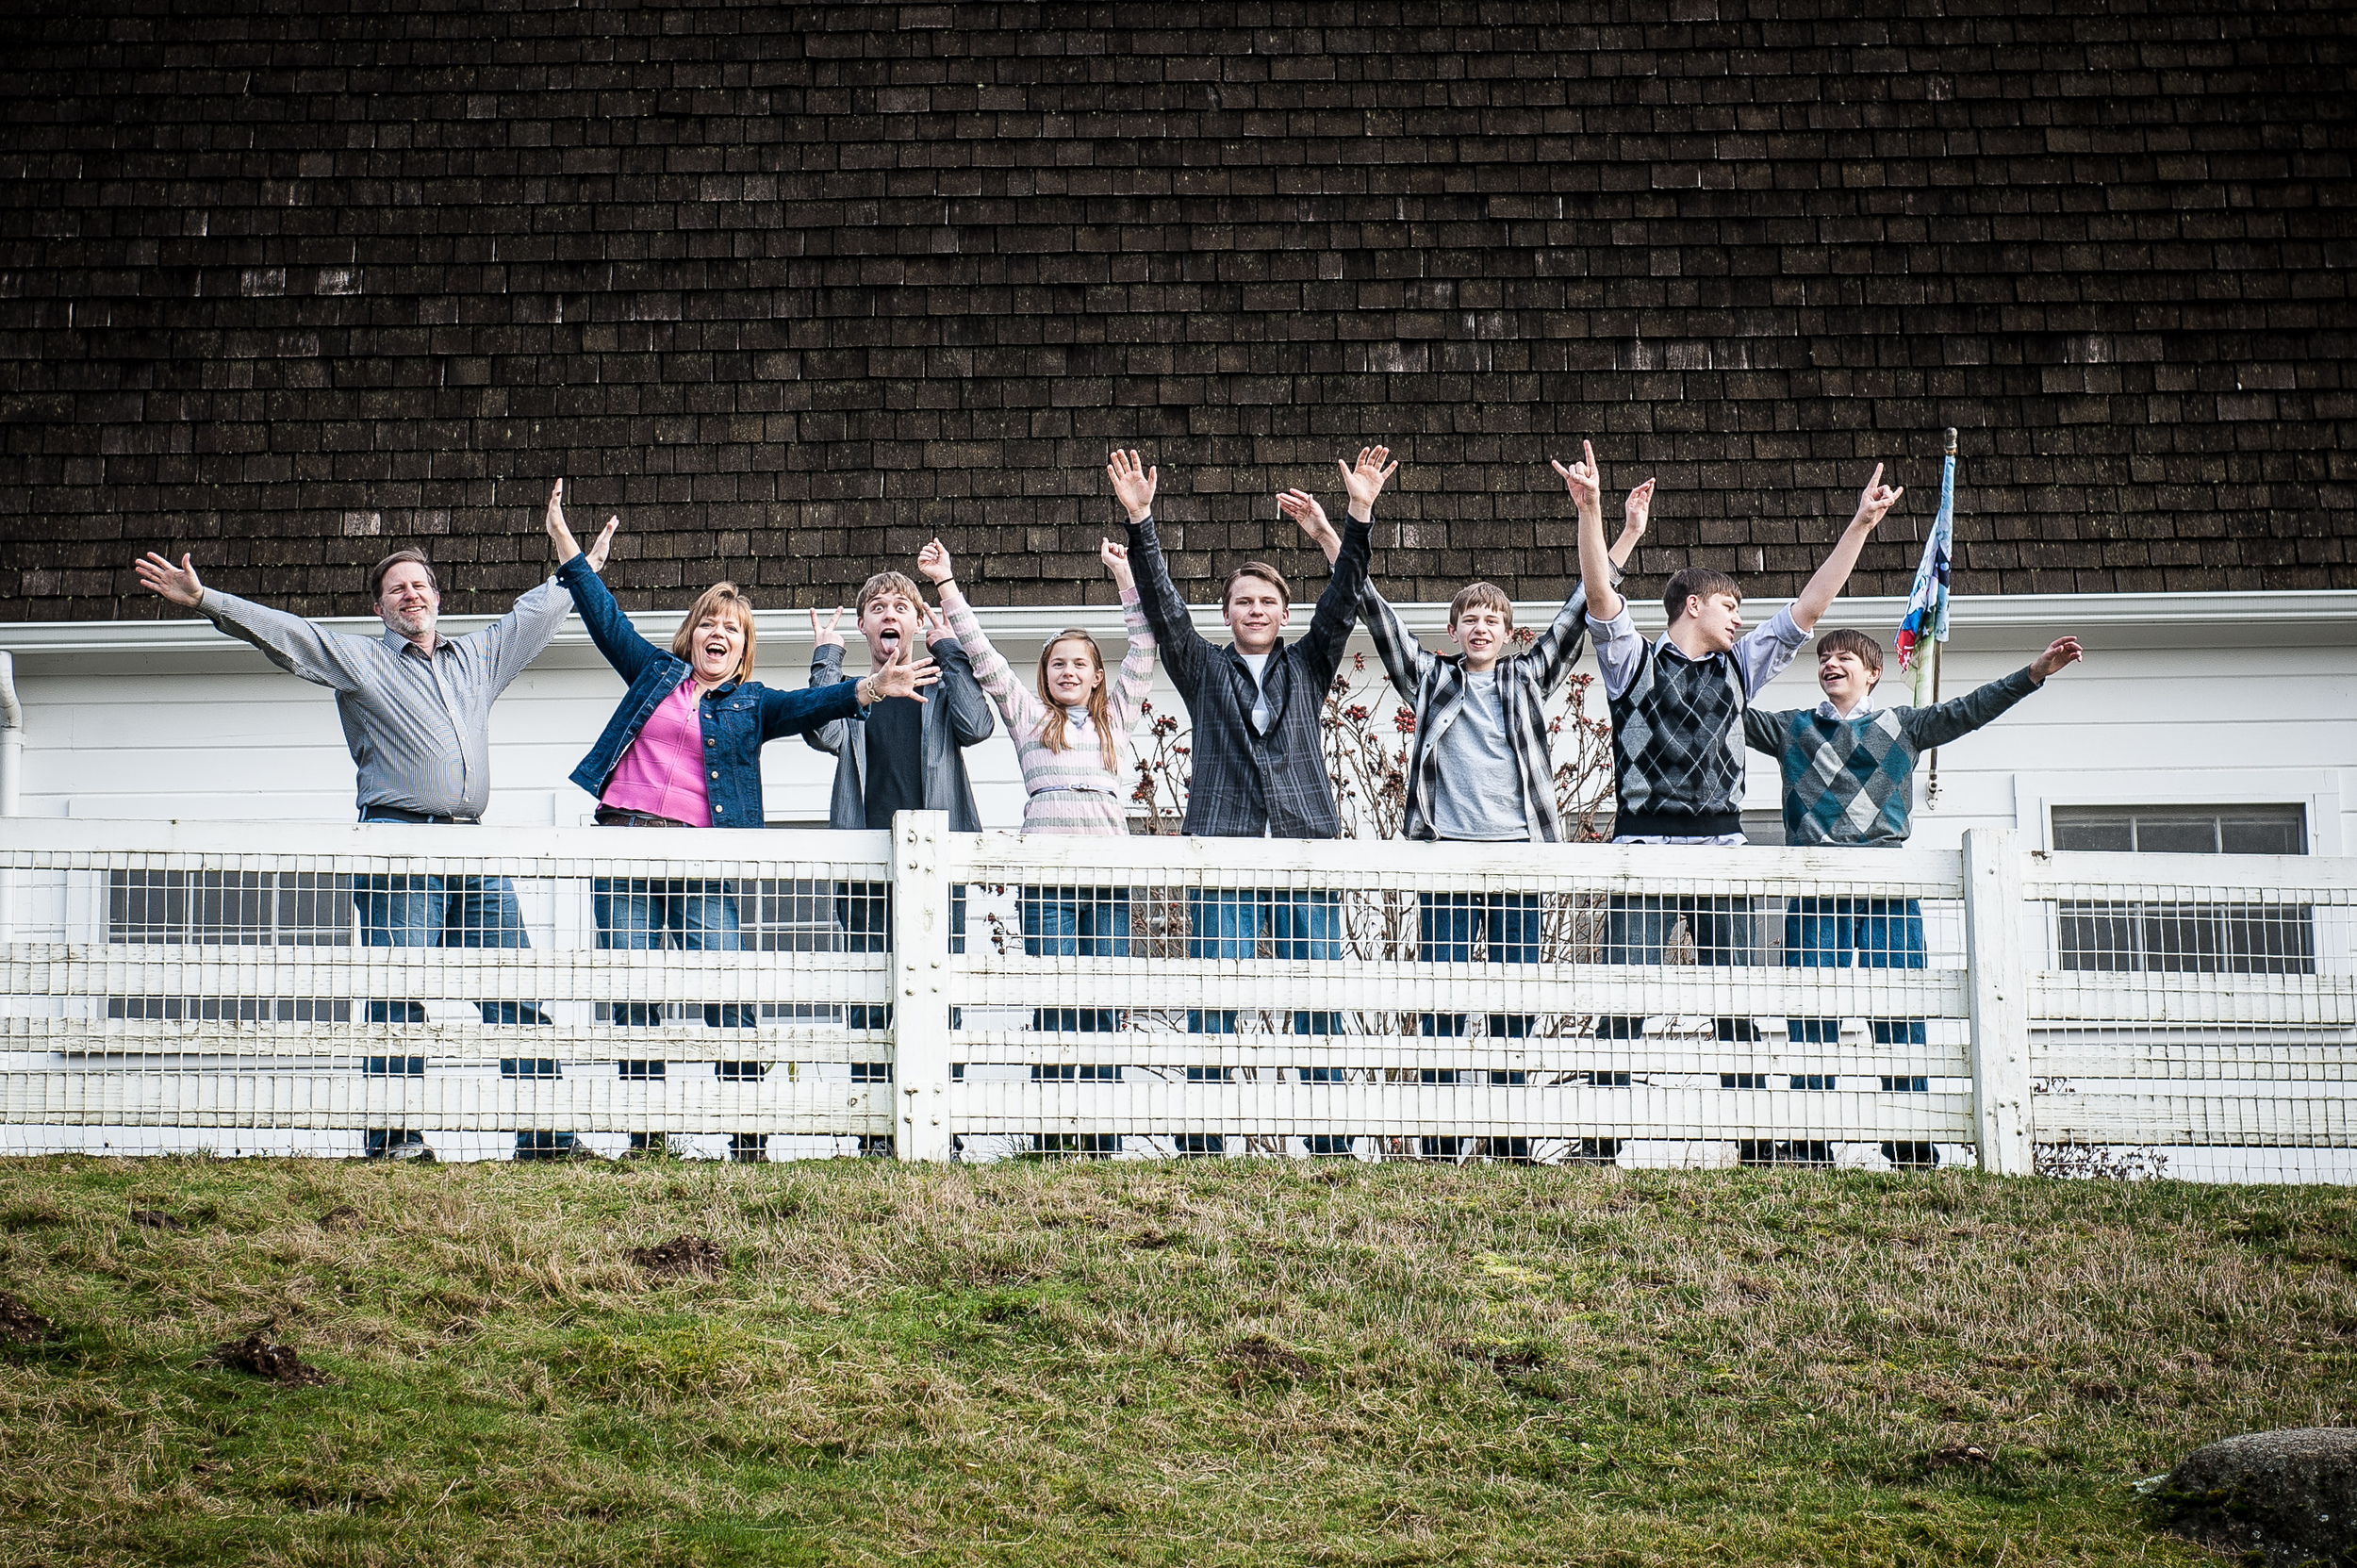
[[450, 874, 545, 1025], [1603, 894, 1672, 965], [1022, 887, 1081, 958], [354, 874, 435, 1024], [1491, 893, 1542, 965], [1420, 894, 1476, 963], [1860, 896, 1927, 1047], [1076, 886, 1130, 959], [1270, 890, 1341, 961], [596, 878, 664, 1026], [677, 880, 750, 1026], [1187, 888, 1256, 960], [1784, 895, 1851, 1043]]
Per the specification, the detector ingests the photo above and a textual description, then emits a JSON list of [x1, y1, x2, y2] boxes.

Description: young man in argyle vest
[[1749, 624, 2084, 1056], [1560, 441, 1907, 975]]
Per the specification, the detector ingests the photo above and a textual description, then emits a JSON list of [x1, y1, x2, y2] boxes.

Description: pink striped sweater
[[940, 586, 1157, 835]]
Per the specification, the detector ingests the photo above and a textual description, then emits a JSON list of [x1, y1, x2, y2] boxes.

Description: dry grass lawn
[[1, 1155, 2352, 1566]]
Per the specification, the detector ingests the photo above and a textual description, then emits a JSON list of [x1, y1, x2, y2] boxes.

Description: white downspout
[[0, 651, 21, 817], [0, 651, 18, 944]]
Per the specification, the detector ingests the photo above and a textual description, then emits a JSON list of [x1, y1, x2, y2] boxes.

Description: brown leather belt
[[595, 807, 689, 828]]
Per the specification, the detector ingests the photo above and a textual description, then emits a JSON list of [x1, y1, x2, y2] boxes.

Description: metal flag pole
[[1918, 428, 1957, 808]]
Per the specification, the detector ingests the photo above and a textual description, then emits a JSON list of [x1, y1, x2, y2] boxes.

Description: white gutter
[[1, 588, 2352, 658]]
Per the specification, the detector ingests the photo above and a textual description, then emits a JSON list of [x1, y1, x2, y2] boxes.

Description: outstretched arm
[[1788, 465, 1905, 634], [1904, 637, 2085, 751], [918, 539, 1047, 739], [1100, 538, 1161, 731], [1528, 477, 1655, 688], [1553, 440, 1622, 620], [1277, 482, 1427, 699], [1109, 448, 1209, 699], [138, 551, 369, 692]]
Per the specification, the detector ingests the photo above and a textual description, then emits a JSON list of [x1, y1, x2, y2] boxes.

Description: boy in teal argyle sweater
[[1750, 625, 2083, 1058]]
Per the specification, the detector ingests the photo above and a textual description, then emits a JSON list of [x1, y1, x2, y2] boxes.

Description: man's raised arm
[[135, 550, 365, 692], [1552, 439, 1622, 621], [1108, 448, 1208, 697], [1788, 465, 1905, 634]]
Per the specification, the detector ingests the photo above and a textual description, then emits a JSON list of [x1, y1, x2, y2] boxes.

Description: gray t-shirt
[[1425, 668, 1528, 841]]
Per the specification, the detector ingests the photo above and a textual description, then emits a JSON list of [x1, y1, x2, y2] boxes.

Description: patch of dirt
[[627, 1236, 723, 1277], [1127, 1229, 1175, 1250], [0, 1290, 61, 1345], [130, 1210, 186, 1231], [1927, 1443, 1993, 1469], [0, 1201, 66, 1230], [1447, 1341, 1551, 1376], [202, 1330, 333, 1387], [1225, 1334, 1313, 1382], [2070, 1380, 2125, 1403], [316, 1205, 362, 1233]]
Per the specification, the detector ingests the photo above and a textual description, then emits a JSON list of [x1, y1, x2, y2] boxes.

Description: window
[[2052, 803, 2305, 855], [109, 870, 351, 946]]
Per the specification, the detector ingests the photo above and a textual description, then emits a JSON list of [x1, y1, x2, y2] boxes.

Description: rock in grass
[[201, 1331, 333, 1387], [2151, 1428, 2357, 1567], [0, 1290, 60, 1346]]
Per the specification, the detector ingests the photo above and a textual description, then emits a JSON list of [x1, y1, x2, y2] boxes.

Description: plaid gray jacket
[[1126, 511, 1371, 838], [1358, 584, 1593, 843]]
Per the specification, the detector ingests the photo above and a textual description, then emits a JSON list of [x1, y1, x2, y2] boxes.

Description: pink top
[[600, 678, 713, 826]]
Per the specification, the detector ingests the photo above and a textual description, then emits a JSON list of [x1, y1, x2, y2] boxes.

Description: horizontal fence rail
[[1, 817, 2351, 1180]]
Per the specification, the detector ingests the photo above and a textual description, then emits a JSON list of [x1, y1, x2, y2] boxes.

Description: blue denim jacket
[[557, 554, 862, 827]]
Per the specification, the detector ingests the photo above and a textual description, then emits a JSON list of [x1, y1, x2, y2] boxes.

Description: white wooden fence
[[1, 816, 2349, 1180]]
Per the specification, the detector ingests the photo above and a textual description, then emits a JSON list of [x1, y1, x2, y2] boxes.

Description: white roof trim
[[2, 588, 2351, 655]]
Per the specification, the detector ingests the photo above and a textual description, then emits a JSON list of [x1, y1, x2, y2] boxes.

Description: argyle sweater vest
[[1608, 640, 1750, 838]]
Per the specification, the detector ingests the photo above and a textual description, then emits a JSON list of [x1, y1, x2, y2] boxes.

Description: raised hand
[[915, 538, 955, 586], [810, 605, 846, 650], [134, 551, 205, 607], [1551, 439, 1603, 515], [1852, 464, 1905, 532], [1099, 537, 1135, 592], [1623, 477, 1656, 538], [1335, 444, 1398, 518], [544, 479, 582, 560], [1277, 490, 1342, 566], [922, 603, 956, 646], [585, 515, 618, 572], [2030, 635, 2085, 682], [1106, 448, 1158, 523], [869, 645, 941, 703]]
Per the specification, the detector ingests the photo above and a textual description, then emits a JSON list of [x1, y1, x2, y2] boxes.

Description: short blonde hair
[[1447, 582, 1514, 632], [671, 582, 757, 684], [857, 571, 926, 616]]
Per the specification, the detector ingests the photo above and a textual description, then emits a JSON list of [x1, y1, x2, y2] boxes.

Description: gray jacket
[[804, 638, 996, 831]]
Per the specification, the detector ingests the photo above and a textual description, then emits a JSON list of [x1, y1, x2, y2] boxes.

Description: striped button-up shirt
[[198, 580, 572, 819]]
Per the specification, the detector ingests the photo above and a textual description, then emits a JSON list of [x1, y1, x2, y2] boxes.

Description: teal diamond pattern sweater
[[1742, 668, 2044, 847]]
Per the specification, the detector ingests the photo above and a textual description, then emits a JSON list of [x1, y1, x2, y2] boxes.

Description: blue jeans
[[1785, 896, 1924, 1045], [1021, 886, 1130, 957], [353, 874, 545, 1025], [595, 878, 748, 1027], [1420, 892, 1541, 964], [1187, 888, 1342, 960]]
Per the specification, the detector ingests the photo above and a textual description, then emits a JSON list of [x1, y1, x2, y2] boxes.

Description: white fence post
[[889, 810, 956, 1162], [1961, 827, 2036, 1175]]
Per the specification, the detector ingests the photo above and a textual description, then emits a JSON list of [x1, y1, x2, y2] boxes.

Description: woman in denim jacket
[[545, 487, 938, 975]]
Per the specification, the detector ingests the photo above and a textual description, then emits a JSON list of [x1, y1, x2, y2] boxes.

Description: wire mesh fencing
[[2023, 848, 2357, 1182], [0, 819, 899, 1161], [4, 816, 2351, 1178]]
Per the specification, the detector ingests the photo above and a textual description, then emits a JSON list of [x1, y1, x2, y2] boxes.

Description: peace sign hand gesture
[[810, 605, 846, 650]]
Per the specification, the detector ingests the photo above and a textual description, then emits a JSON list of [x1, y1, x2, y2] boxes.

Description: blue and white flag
[[1895, 448, 1953, 670]]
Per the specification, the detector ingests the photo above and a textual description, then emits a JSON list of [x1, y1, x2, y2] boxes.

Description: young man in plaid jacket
[[1108, 447, 1373, 964], [1285, 450, 1648, 970]]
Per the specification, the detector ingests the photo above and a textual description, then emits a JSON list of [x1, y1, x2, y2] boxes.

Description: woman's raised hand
[[1336, 445, 1397, 516], [134, 551, 205, 607], [810, 605, 847, 650], [544, 479, 582, 559], [585, 515, 618, 571], [1277, 490, 1343, 566], [1106, 449, 1158, 523], [1623, 477, 1656, 538], [916, 538, 955, 586], [1098, 536, 1134, 592]]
